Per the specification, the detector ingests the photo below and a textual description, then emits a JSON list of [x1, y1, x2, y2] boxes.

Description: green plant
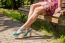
[[3, 9, 24, 21], [58, 35, 65, 43]]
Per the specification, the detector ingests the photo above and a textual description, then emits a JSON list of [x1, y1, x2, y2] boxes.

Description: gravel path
[[0, 14, 56, 43]]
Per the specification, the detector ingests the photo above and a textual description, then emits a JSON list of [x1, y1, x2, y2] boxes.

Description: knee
[[34, 8, 39, 11], [34, 8, 39, 13], [30, 4, 36, 8]]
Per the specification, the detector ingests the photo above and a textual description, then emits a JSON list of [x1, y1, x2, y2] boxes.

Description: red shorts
[[45, 2, 58, 16]]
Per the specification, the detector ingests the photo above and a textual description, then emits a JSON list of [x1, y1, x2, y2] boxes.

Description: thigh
[[30, 2, 42, 9], [34, 4, 50, 14], [33, 6, 44, 15], [31, 1, 50, 9]]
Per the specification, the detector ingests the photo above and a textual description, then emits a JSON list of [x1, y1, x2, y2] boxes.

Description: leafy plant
[[58, 35, 65, 43]]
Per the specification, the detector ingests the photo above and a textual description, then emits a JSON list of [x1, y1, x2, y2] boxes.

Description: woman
[[13, 0, 61, 37]]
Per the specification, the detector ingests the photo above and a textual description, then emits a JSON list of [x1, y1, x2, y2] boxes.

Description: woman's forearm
[[58, 0, 62, 7]]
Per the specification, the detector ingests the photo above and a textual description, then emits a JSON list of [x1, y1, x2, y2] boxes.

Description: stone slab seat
[[38, 10, 65, 24]]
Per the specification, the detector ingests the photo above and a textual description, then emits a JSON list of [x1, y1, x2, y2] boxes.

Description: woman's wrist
[[55, 7, 61, 13], [57, 7, 61, 10], [58, 6, 61, 9]]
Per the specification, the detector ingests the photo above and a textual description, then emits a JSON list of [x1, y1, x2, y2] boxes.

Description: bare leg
[[13, 1, 51, 37], [26, 2, 49, 29], [28, 1, 50, 19], [16, 6, 45, 33], [16, 3, 42, 33], [28, 2, 42, 19], [16, 1, 50, 33]]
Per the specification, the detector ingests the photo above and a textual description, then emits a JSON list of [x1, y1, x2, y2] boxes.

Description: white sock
[[16, 27, 24, 33]]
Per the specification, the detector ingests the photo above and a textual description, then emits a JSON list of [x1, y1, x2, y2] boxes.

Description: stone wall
[[62, 0, 65, 9]]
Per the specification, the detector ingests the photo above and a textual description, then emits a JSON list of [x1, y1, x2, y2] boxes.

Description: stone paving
[[0, 14, 57, 43]]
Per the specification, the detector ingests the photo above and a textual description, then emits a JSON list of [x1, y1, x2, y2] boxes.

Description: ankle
[[17, 30, 21, 33]]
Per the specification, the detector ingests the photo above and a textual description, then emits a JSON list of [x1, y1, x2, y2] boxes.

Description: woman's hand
[[55, 7, 61, 13]]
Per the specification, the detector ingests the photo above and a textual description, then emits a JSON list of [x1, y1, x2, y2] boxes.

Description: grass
[[0, 8, 27, 22], [0, 8, 65, 43], [58, 35, 65, 43]]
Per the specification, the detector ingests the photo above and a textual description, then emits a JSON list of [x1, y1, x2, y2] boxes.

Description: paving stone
[[0, 14, 56, 43]]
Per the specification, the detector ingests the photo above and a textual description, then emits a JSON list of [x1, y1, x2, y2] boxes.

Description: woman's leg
[[16, 2, 50, 33], [28, 2, 42, 19], [26, 2, 49, 29], [16, 3, 43, 33], [28, 1, 50, 19], [27, 4, 40, 28], [16, 6, 45, 33]]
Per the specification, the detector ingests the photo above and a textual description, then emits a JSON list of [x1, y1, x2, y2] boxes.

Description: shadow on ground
[[15, 35, 53, 40], [0, 14, 22, 32]]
